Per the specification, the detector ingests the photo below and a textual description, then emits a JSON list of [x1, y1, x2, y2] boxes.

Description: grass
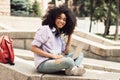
[[96, 33, 120, 41]]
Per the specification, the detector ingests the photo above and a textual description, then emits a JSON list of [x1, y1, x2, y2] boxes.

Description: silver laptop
[[72, 42, 85, 59]]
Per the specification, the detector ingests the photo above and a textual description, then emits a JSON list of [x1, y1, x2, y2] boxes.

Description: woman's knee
[[78, 52, 84, 59], [62, 57, 74, 68]]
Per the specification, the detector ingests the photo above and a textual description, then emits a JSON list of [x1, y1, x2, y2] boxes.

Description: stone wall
[[0, 31, 82, 56], [0, 30, 120, 62], [0, 31, 35, 50], [0, 0, 10, 16]]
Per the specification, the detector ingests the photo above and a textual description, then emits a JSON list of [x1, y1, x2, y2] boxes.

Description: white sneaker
[[65, 66, 86, 76]]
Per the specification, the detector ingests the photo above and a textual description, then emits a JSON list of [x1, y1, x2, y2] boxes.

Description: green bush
[[11, 0, 31, 16], [31, 0, 41, 17], [11, 0, 41, 17]]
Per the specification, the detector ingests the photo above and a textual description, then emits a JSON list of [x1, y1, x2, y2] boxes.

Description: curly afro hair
[[42, 5, 76, 36]]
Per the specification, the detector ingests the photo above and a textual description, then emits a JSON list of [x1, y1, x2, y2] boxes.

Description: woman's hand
[[52, 54, 64, 59], [64, 45, 70, 55]]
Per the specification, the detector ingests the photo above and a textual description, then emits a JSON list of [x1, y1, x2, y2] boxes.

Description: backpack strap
[[0, 35, 4, 45], [5, 58, 14, 65], [0, 36, 4, 53]]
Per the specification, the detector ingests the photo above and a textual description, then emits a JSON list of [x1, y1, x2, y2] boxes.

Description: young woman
[[31, 5, 86, 76]]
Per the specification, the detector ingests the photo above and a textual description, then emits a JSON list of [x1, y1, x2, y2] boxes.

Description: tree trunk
[[89, 0, 94, 32], [114, 0, 120, 40], [103, 0, 112, 37]]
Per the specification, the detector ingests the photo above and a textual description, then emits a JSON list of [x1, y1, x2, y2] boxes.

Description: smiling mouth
[[58, 23, 64, 26], [59, 24, 63, 26]]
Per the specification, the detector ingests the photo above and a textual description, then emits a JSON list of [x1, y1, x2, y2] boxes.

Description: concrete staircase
[[1, 48, 119, 80], [73, 29, 120, 62], [0, 16, 120, 79], [74, 28, 120, 46]]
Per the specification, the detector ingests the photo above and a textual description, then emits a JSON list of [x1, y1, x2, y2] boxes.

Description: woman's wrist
[[66, 34, 72, 45]]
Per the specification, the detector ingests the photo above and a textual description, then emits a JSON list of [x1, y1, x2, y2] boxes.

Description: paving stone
[[14, 48, 120, 73], [83, 58, 120, 73], [0, 55, 120, 80], [42, 69, 120, 80], [0, 56, 42, 80]]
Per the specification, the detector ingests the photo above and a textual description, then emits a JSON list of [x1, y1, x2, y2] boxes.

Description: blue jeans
[[37, 52, 84, 73]]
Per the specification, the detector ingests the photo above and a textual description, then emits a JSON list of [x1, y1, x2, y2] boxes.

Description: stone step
[[14, 48, 120, 73], [14, 48, 34, 61], [0, 56, 120, 80], [83, 58, 120, 73], [43, 69, 120, 80], [0, 57, 41, 80], [74, 28, 120, 46], [72, 34, 120, 57]]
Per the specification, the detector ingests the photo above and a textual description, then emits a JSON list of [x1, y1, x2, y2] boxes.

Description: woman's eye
[[57, 17, 61, 19], [63, 18, 66, 21], [57, 17, 66, 21]]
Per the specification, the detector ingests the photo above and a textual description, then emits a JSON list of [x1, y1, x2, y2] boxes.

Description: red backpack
[[0, 35, 15, 65]]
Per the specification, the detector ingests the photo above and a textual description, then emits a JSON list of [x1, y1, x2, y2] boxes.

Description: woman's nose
[[60, 19, 64, 23]]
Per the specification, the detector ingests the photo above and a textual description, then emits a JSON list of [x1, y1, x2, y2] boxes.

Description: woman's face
[[55, 13, 66, 29]]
